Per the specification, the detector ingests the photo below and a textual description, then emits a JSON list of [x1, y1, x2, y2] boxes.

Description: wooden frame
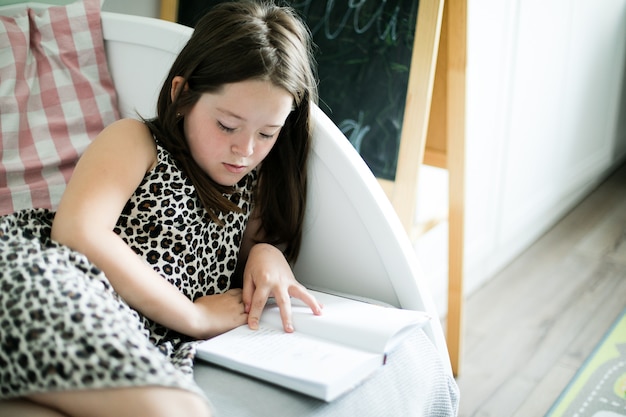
[[435, 0, 466, 377], [160, 0, 177, 22], [377, 0, 466, 376], [378, 0, 444, 231]]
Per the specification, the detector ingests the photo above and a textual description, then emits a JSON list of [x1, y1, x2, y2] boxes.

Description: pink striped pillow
[[0, 0, 119, 215]]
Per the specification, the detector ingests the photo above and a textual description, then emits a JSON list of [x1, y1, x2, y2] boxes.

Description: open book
[[195, 290, 431, 401]]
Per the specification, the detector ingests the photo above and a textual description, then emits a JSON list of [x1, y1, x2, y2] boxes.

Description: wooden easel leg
[[445, 0, 467, 377], [160, 0, 179, 22]]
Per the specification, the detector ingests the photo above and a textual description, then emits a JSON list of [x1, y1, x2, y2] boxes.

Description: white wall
[[101, 0, 159, 18], [419, 0, 626, 316], [436, 0, 626, 311]]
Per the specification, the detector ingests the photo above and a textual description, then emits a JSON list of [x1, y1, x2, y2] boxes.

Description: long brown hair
[[145, 1, 318, 263]]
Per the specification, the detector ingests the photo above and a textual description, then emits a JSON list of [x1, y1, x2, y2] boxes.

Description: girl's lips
[[224, 163, 247, 174]]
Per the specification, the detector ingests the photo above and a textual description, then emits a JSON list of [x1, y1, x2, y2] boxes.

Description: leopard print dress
[[0, 141, 256, 400]]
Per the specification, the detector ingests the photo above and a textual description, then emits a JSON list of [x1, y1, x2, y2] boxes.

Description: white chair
[[103, 13, 457, 415]]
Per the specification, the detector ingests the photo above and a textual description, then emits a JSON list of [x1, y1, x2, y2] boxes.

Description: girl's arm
[[239, 212, 322, 333], [51, 119, 246, 339]]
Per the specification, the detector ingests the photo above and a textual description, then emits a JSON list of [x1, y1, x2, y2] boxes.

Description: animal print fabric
[[0, 141, 255, 399]]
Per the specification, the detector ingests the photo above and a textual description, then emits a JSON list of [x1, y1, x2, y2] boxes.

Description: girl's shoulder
[[102, 118, 153, 141], [96, 118, 158, 171]]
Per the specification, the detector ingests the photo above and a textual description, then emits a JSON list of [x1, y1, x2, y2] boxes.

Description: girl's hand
[[192, 289, 248, 339], [242, 243, 322, 333]]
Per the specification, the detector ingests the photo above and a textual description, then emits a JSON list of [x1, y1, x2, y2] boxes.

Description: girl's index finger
[[289, 286, 323, 317]]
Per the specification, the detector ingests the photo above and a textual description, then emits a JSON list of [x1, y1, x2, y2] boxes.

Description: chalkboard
[[178, 0, 420, 181]]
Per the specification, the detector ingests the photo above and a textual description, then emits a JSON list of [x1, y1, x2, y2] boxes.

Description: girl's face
[[180, 79, 294, 186]]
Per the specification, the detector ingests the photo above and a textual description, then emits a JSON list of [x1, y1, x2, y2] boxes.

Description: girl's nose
[[231, 135, 254, 157]]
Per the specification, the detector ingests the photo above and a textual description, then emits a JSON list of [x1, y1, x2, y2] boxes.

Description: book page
[[199, 325, 379, 380], [196, 323, 382, 400], [259, 290, 431, 354]]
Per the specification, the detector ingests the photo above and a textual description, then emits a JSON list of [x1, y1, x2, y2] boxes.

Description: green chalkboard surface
[[178, 0, 419, 181]]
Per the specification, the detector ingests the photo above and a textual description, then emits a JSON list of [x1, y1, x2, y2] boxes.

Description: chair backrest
[[102, 11, 452, 374], [101, 12, 192, 119]]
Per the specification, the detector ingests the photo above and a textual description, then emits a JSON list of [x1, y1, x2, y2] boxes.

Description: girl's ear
[[170, 76, 187, 102]]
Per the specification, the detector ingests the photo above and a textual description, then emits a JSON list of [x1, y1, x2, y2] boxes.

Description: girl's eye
[[259, 132, 276, 140], [218, 122, 235, 133]]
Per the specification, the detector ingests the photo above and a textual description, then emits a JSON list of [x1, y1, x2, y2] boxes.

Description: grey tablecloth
[[195, 328, 460, 417]]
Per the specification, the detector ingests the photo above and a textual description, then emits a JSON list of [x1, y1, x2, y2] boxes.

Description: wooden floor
[[454, 162, 626, 417]]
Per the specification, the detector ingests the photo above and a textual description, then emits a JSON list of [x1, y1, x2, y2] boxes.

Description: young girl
[[0, 1, 321, 416]]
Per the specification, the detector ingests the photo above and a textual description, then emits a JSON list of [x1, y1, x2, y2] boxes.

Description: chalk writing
[[287, 0, 418, 180], [291, 0, 401, 42], [339, 112, 371, 152]]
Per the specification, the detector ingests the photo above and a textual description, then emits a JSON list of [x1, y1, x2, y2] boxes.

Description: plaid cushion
[[0, 0, 119, 216]]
